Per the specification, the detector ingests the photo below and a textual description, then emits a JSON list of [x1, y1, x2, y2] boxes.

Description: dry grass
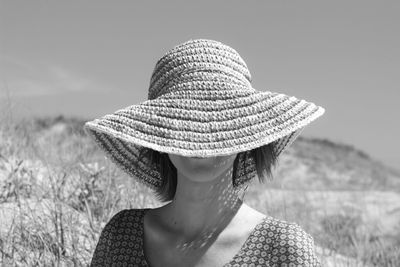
[[0, 107, 159, 266]]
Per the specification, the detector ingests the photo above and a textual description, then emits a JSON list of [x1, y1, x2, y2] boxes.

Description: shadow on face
[[167, 153, 238, 184]]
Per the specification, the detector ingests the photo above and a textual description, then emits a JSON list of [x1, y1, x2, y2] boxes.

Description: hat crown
[[148, 39, 253, 100]]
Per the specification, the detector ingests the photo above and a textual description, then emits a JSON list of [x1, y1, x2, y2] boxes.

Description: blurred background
[[1, 0, 399, 266]]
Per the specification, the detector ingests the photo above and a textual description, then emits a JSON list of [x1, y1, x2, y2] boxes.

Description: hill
[[270, 136, 400, 191]]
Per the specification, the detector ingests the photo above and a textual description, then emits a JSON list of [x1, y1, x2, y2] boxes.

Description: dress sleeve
[[89, 209, 127, 267], [274, 223, 321, 266]]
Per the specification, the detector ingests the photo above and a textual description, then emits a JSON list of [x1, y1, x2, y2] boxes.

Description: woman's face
[[168, 153, 238, 184]]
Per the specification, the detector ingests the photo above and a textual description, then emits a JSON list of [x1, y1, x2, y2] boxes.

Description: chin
[[168, 154, 237, 183]]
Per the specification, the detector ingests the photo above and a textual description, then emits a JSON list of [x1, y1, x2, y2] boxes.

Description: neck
[[161, 165, 242, 248]]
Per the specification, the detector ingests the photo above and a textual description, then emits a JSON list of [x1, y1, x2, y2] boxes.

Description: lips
[[191, 157, 210, 161], [188, 156, 214, 163]]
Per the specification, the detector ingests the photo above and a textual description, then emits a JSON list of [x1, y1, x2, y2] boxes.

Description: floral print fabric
[[90, 209, 321, 267]]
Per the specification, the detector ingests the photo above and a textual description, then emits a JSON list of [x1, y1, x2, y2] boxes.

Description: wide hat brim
[[84, 87, 325, 189]]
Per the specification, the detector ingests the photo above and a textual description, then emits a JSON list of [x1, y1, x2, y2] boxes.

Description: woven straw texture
[[84, 39, 325, 190]]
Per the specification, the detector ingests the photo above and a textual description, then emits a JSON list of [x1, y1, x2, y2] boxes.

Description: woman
[[85, 39, 324, 266]]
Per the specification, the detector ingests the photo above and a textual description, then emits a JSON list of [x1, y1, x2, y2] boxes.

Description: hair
[[137, 143, 278, 202]]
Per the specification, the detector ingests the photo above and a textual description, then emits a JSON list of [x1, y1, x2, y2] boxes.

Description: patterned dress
[[90, 209, 321, 267]]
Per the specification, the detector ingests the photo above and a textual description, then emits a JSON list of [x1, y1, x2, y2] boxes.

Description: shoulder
[[90, 208, 149, 266], [96, 208, 148, 241], [261, 217, 321, 266], [94, 208, 148, 252], [102, 208, 148, 232]]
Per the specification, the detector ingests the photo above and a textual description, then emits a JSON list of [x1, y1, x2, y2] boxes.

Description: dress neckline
[[138, 208, 267, 267]]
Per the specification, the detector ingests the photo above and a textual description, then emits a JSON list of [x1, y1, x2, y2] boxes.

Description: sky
[[1, 0, 399, 170]]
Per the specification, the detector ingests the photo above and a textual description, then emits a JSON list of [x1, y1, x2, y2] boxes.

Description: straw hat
[[84, 39, 325, 190]]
